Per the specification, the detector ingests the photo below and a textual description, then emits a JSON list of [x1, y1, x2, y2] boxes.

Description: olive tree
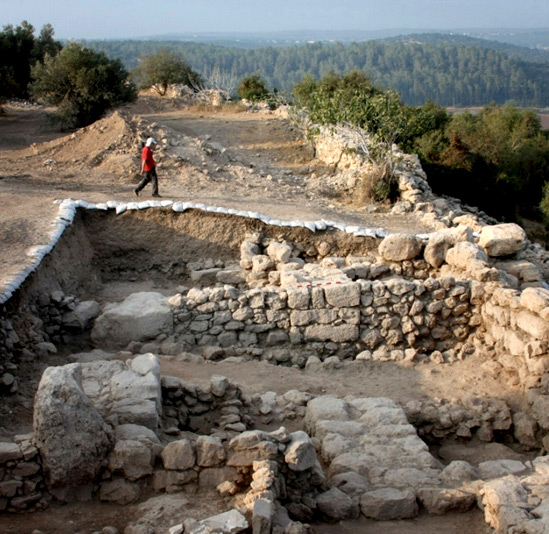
[[132, 49, 202, 96], [30, 42, 136, 128]]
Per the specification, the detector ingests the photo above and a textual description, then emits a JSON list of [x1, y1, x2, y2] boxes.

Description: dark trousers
[[136, 168, 159, 195]]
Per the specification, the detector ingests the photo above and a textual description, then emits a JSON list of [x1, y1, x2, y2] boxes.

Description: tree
[[30, 42, 137, 128], [132, 49, 202, 96], [237, 73, 269, 101], [0, 21, 61, 100]]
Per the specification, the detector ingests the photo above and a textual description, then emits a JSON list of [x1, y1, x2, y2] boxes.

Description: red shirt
[[141, 146, 156, 172]]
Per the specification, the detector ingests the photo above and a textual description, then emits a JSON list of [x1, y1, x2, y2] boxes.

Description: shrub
[[237, 74, 269, 102], [31, 42, 136, 128]]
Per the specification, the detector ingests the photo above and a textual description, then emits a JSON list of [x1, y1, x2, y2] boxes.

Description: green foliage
[[416, 105, 549, 221], [0, 20, 61, 99], [132, 49, 202, 95], [86, 39, 549, 107], [292, 71, 411, 201], [236, 73, 269, 101], [30, 43, 137, 128]]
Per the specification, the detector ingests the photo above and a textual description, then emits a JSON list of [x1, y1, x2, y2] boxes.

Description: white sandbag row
[[0, 198, 392, 305]]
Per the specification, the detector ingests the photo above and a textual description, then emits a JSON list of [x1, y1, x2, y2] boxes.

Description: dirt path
[[0, 101, 433, 297]]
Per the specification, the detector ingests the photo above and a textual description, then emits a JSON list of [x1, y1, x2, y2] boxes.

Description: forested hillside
[[86, 37, 549, 107], [381, 33, 549, 63]]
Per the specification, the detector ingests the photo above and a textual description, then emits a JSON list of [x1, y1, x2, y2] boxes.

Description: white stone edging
[[0, 199, 393, 305]]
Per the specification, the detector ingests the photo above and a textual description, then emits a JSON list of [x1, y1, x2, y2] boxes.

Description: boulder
[[328, 471, 371, 496], [445, 241, 488, 271], [114, 424, 160, 448], [284, 431, 316, 472], [82, 354, 162, 431], [108, 439, 154, 481], [478, 459, 528, 480], [99, 478, 141, 505], [479, 223, 528, 257], [417, 488, 476, 514], [33, 363, 113, 488], [481, 477, 531, 532], [91, 292, 173, 350], [196, 436, 226, 467], [424, 226, 473, 268], [161, 439, 196, 471], [317, 486, 359, 521], [439, 460, 480, 486], [520, 287, 549, 314], [360, 488, 418, 520], [266, 241, 292, 263], [379, 234, 422, 262]]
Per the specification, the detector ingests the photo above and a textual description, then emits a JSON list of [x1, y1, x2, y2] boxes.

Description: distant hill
[[382, 33, 549, 63], [85, 32, 549, 107]]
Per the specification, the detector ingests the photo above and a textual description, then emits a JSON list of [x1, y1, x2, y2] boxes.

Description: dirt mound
[[16, 110, 142, 176]]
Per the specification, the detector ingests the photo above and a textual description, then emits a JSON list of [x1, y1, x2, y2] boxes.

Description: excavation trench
[[0, 206, 543, 533]]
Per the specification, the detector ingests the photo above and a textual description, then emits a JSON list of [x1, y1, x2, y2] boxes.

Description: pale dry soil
[[0, 100, 514, 533]]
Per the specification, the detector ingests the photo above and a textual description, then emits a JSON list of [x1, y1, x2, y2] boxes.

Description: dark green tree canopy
[[132, 49, 202, 95], [0, 20, 62, 99], [236, 73, 269, 101], [31, 42, 137, 128]]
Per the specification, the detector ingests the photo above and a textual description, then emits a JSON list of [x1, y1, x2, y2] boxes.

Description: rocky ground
[[0, 96, 531, 533]]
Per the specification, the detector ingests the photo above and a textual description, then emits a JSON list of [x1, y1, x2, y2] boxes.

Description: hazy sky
[[2, 0, 548, 40]]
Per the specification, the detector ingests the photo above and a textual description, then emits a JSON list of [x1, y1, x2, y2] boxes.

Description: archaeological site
[[2, 97, 549, 534]]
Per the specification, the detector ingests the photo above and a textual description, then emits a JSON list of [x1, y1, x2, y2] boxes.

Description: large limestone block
[[360, 488, 418, 520], [445, 241, 488, 270], [317, 486, 360, 521], [108, 439, 154, 481], [305, 396, 352, 431], [379, 234, 422, 262], [304, 324, 359, 343], [114, 424, 160, 448], [323, 282, 361, 308], [91, 292, 173, 350], [481, 477, 531, 532], [33, 363, 113, 488], [161, 439, 196, 471], [110, 372, 162, 430], [328, 471, 372, 497], [99, 478, 141, 505], [480, 223, 528, 257], [439, 460, 480, 486], [196, 435, 226, 467], [417, 488, 476, 514], [82, 357, 162, 432], [284, 431, 316, 472], [383, 277, 417, 296], [266, 241, 292, 263], [517, 310, 549, 342], [424, 226, 473, 268], [520, 287, 549, 314], [479, 459, 528, 480]]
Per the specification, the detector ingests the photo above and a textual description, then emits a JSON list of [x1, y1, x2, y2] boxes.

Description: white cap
[[145, 137, 157, 147]]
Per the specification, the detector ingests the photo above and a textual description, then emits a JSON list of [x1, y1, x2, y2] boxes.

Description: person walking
[[135, 137, 161, 197]]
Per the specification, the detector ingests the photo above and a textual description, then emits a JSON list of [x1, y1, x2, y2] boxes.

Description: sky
[[2, 0, 549, 40]]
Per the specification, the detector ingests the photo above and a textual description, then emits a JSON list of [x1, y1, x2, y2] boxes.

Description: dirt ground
[[0, 98, 517, 533]]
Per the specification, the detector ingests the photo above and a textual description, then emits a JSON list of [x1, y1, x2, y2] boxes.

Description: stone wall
[[0, 436, 44, 513], [166, 274, 476, 364]]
